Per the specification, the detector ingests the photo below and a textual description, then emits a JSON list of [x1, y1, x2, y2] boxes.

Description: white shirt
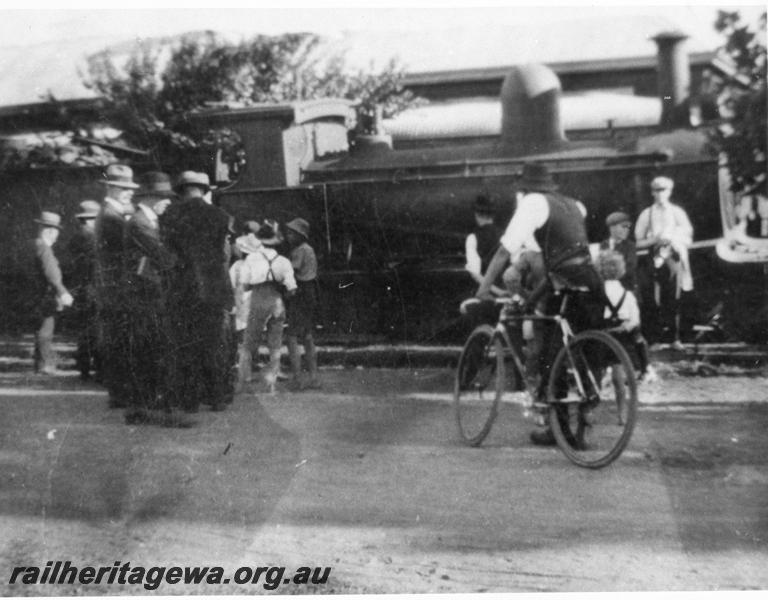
[[499, 193, 587, 257], [229, 259, 252, 331], [241, 247, 297, 292], [104, 197, 125, 215], [464, 233, 482, 278], [603, 280, 640, 330], [137, 203, 159, 228], [635, 202, 693, 247]]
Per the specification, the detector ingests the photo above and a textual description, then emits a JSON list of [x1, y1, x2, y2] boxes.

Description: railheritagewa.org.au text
[[8, 561, 331, 591]]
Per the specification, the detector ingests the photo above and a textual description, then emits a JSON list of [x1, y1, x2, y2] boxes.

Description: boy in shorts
[[285, 218, 321, 390]]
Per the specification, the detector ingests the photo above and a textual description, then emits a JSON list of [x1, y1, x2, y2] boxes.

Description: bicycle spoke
[[548, 330, 638, 468]]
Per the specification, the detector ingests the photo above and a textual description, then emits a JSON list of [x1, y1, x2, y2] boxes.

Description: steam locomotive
[[195, 52, 767, 344], [199, 65, 768, 343], [0, 30, 763, 347]]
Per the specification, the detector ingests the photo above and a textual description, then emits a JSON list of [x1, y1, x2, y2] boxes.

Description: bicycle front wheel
[[454, 324, 504, 446], [547, 329, 638, 468]]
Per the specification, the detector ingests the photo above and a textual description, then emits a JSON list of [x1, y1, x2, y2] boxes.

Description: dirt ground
[[1, 362, 767, 595]]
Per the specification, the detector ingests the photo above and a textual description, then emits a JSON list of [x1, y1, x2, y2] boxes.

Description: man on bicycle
[[475, 162, 604, 445]]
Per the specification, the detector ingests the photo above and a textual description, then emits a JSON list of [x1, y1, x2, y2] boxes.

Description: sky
[[0, 3, 764, 49], [0, 2, 763, 106]]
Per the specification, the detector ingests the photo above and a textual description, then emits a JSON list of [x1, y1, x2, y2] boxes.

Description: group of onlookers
[[30, 160, 693, 434], [468, 166, 693, 445], [229, 215, 320, 394], [30, 164, 319, 427], [466, 172, 693, 350]]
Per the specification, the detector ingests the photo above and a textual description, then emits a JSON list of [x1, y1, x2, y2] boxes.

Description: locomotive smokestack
[[499, 63, 566, 155], [652, 30, 691, 128]]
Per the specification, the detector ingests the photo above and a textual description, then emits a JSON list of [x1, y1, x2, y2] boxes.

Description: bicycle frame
[[457, 284, 639, 467], [494, 289, 593, 405]]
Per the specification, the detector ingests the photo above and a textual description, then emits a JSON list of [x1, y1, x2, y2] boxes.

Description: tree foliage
[[712, 10, 767, 195], [82, 31, 422, 174]]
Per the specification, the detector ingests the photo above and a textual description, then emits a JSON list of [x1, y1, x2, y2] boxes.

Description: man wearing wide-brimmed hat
[[284, 217, 321, 390], [121, 171, 183, 424], [94, 164, 139, 413], [161, 170, 235, 413], [476, 162, 603, 446], [65, 200, 101, 380], [31, 210, 73, 375], [465, 194, 505, 298], [126, 172, 177, 288]]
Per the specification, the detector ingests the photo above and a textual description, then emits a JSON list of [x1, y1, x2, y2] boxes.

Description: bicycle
[[454, 280, 638, 469]]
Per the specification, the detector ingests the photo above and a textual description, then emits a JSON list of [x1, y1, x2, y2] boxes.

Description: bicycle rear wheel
[[547, 330, 638, 468], [454, 325, 504, 446]]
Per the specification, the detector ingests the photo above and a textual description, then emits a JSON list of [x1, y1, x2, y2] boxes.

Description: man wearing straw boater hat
[[31, 210, 73, 375], [123, 171, 183, 425], [161, 171, 234, 414], [476, 162, 604, 446], [94, 164, 140, 415], [65, 200, 101, 380]]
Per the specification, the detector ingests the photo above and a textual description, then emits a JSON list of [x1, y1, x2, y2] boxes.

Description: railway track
[[0, 337, 765, 371]]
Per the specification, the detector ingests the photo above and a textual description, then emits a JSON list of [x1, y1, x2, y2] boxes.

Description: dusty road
[[1, 364, 767, 594]]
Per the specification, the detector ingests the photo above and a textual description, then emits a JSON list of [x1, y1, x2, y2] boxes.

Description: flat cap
[[606, 211, 631, 227]]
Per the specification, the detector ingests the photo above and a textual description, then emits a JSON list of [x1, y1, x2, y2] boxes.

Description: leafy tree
[[712, 10, 767, 195], [82, 31, 422, 174]]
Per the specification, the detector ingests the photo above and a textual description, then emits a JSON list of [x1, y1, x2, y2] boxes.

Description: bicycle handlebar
[[461, 277, 551, 315]]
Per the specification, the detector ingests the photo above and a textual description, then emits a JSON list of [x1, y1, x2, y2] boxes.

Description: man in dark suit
[[124, 172, 182, 424], [65, 200, 101, 381], [94, 164, 139, 419], [32, 211, 73, 375], [161, 171, 235, 413]]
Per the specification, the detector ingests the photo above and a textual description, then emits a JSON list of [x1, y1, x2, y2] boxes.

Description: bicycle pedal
[[556, 396, 581, 405], [522, 408, 548, 427]]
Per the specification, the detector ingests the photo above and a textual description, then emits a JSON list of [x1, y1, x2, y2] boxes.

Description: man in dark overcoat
[[65, 200, 101, 380], [94, 164, 139, 418], [31, 211, 73, 374], [161, 171, 235, 413], [124, 172, 181, 423]]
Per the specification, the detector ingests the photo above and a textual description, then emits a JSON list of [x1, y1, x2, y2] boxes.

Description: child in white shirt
[[597, 250, 652, 380], [240, 220, 297, 393], [229, 233, 261, 392]]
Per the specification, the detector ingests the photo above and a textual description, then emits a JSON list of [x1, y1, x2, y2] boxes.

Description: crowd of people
[[467, 165, 694, 445], [30, 164, 319, 427], [30, 161, 694, 436]]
